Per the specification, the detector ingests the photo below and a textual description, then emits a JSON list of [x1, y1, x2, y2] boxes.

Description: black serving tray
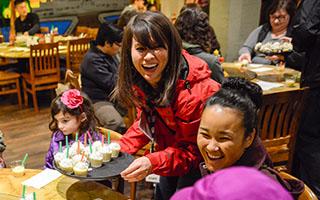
[[53, 152, 134, 181]]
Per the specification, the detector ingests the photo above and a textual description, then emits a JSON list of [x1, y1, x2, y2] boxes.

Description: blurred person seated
[[175, 7, 224, 83], [121, 0, 146, 15], [0, 130, 6, 168], [171, 167, 293, 200], [80, 22, 126, 133], [117, 9, 138, 29], [10, 0, 40, 41], [238, 0, 296, 65]]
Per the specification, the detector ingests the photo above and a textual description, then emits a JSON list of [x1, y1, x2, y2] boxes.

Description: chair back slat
[[29, 43, 60, 78], [258, 88, 309, 171], [66, 37, 91, 74]]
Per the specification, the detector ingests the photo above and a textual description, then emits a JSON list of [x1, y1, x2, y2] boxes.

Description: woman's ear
[[244, 128, 256, 148], [80, 112, 87, 122]]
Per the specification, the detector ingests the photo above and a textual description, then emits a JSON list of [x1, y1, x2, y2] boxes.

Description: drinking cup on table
[[285, 76, 296, 87], [10, 160, 25, 177]]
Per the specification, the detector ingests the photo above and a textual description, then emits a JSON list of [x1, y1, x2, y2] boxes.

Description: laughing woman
[[197, 77, 304, 199], [113, 11, 220, 200]]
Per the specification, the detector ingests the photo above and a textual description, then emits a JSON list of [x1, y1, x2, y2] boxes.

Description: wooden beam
[[9, 0, 16, 44]]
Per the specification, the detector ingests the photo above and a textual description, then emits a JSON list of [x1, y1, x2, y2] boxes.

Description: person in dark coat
[[290, 0, 320, 197], [175, 7, 224, 83], [80, 22, 126, 133], [197, 78, 304, 199], [13, 0, 40, 36]]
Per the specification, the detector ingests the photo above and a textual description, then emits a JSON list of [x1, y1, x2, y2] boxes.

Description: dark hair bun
[[221, 77, 263, 109]]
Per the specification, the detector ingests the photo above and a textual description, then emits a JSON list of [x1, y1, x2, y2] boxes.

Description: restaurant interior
[[0, 0, 319, 199]]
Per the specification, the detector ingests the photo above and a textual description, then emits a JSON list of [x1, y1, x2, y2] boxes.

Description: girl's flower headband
[[61, 89, 83, 109]]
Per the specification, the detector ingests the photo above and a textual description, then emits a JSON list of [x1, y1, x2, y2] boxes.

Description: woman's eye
[[62, 120, 69, 123], [136, 47, 146, 52], [200, 132, 211, 139], [219, 137, 230, 141]]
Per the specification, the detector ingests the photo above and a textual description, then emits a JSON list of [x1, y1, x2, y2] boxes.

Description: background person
[[11, 0, 40, 40], [238, 0, 296, 64], [290, 0, 320, 197], [175, 7, 224, 83], [113, 12, 220, 200], [80, 22, 126, 133]]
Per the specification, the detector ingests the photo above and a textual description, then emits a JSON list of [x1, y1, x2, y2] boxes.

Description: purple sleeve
[[44, 133, 59, 169]]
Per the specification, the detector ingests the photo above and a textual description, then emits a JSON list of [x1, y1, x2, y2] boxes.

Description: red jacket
[[120, 51, 220, 176]]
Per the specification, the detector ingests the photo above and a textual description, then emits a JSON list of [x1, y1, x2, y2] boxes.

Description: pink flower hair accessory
[[61, 89, 83, 109]]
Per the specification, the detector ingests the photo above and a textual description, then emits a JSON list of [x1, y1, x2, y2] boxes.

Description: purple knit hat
[[171, 166, 293, 200]]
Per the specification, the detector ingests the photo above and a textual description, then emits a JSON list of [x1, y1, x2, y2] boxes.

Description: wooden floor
[[0, 96, 51, 169], [0, 94, 154, 199]]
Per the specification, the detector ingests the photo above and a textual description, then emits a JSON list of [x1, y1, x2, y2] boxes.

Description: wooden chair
[[66, 37, 91, 74], [279, 171, 318, 200], [22, 43, 60, 112], [87, 28, 99, 39], [258, 88, 309, 172], [0, 71, 22, 108], [64, 69, 81, 89], [75, 26, 89, 37]]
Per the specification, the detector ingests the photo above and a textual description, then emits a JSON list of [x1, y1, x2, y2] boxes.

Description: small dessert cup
[[10, 160, 25, 177]]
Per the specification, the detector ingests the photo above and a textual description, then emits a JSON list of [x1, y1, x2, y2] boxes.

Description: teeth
[[143, 64, 157, 68], [207, 152, 222, 160]]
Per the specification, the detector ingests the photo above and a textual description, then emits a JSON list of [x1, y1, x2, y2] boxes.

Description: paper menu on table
[[22, 168, 62, 189], [250, 67, 273, 73], [248, 64, 263, 68], [256, 80, 284, 91]]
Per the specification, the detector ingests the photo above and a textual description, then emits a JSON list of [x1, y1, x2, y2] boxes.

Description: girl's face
[[197, 105, 255, 172], [131, 37, 168, 88], [54, 111, 84, 135]]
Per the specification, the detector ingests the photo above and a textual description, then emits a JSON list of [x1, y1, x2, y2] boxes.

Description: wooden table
[[0, 43, 67, 59], [222, 62, 301, 94], [0, 168, 128, 200]]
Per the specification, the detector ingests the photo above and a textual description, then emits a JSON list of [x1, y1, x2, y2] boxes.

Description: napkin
[[256, 80, 284, 91], [22, 169, 62, 189], [250, 67, 273, 73]]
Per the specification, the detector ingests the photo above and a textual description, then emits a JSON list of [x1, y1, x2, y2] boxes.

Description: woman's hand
[[120, 156, 152, 182], [266, 55, 285, 62], [238, 53, 252, 63]]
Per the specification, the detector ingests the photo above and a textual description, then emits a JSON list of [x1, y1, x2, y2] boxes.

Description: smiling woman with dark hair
[[113, 11, 220, 200], [197, 77, 304, 199]]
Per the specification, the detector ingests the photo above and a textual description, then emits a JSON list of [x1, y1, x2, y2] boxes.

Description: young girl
[[45, 89, 100, 169], [197, 77, 304, 198]]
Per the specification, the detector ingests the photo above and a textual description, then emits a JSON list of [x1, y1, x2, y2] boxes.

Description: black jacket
[[15, 13, 40, 35], [183, 42, 224, 83], [291, 0, 320, 88], [80, 43, 119, 103]]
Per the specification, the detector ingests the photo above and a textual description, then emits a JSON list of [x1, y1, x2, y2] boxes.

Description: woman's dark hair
[[113, 11, 182, 108], [267, 0, 296, 26], [117, 9, 138, 29], [205, 77, 263, 138], [175, 7, 217, 53], [49, 91, 97, 134]]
